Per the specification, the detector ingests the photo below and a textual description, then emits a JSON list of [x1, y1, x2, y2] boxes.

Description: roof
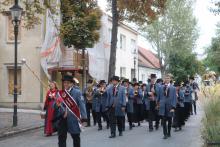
[[138, 46, 160, 69]]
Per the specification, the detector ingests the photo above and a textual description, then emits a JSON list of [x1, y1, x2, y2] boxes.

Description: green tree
[[107, 0, 166, 81], [169, 51, 205, 82], [60, 0, 102, 88], [141, 0, 198, 77], [203, 23, 220, 74]]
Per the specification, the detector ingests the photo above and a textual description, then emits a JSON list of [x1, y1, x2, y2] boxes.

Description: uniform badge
[[62, 92, 67, 98]]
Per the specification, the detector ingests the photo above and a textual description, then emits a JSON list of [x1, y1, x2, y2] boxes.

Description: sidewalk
[[0, 108, 44, 139]]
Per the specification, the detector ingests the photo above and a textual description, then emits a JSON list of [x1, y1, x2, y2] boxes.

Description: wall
[[0, 12, 44, 109], [138, 66, 162, 83]]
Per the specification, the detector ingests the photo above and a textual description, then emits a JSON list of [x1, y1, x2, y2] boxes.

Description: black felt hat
[[62, 75, 74, 83], [123, 78, 129, 83], [150, 74, 157, 79], [99, 80, 106, 85], [112, 76, 120, 82], [133, 82, 139, 87]]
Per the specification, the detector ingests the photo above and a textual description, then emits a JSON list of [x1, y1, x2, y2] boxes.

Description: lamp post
[[10, 0, 23, 127]]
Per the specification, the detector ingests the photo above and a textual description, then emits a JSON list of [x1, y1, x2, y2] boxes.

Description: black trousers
[[192, 100, 197, 114], [127, 112, 133, 127], [109, 107, 123, 135], [148, 101, 159, 129], [122, 116, 125, 130], [58, 118, 67, 147], [86, 102, 97, 125], [184, 102, 191, 120], [97, 111, 109, 128], [58, 119, 81, 147], [162, 116, 172, 136]]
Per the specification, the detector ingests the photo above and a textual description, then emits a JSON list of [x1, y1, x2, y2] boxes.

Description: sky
[[97, 0, 220, 59]]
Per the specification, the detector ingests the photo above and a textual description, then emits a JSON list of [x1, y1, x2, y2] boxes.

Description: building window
[[120, 67, 126, 78], [120, 34, 126, 50], [130, 39, 136, 53], [8, 67, 22, 95]]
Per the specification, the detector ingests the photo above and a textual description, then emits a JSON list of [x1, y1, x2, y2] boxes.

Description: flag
[[40, 0, 61, 79]]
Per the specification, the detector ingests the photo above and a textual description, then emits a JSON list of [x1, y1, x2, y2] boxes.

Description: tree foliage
[[169, 51, 205, 82], [203, 23, 220, 74], [60, 0, 102, 49], [141, 0, 199, 77]]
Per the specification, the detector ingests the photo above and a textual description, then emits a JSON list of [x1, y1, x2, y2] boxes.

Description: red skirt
[[44, 99, 55, 135]]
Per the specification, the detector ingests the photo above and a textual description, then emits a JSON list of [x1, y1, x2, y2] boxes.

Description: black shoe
[[109, 134, 116, 138], [132, 124, 135, 127], [167, 134, 171, 137], [163, 135, 168, 139], [98, 127, 102, 131], [119, 132, 123, 136], [155, 125, 159, 130], [138, 122, 141, 126], [149, 128, 153, 132]]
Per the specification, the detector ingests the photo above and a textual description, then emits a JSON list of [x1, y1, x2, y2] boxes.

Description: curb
[[0, 125, 44, 140]]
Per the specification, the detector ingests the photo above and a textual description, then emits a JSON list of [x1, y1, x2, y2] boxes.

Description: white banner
[[40, 1, 61, 79]]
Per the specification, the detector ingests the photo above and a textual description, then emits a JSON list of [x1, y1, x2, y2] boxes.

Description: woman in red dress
[[43, 81, 58, 136]]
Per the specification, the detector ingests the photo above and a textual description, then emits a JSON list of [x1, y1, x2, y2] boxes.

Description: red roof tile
[[138, 46, 160, 69]]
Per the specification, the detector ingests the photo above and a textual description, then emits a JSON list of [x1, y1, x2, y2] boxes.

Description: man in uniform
[[157, 74, 176, 139], [106, 76, 126, 138], [122, 79, 134, 130], [83, 79, 97, 127], [94, 80, 109, 130], [146, 74, 160, 132], [189, 76, 199, 115], [55, 75, 87, 147]]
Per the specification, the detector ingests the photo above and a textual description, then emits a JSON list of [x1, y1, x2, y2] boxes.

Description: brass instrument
[[85, 79, 96, 102], [134, 90, 138, 96]]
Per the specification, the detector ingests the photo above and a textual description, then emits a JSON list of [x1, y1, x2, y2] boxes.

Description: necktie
[[113, 86, 117, 96]]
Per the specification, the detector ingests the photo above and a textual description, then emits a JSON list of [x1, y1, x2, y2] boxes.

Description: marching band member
[[183, 81, 193, 120], [83, 79, 97, 127], [173, 82, 185, 131], [146, 74, 160, 132], [106, 76, 126, 138], [122, 79, 134, 130], [190, 76, 199, 115], [133, 82, 143, 127], [157, 74, 177, 139], [94, 80, 109, 130], [55, 75, 87, 147]]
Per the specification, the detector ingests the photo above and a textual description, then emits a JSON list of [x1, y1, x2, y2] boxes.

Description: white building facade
[[88, 13, 138, 81]]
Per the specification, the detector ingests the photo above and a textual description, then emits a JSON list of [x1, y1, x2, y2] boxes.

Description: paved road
[[0, 104, 203, 147]]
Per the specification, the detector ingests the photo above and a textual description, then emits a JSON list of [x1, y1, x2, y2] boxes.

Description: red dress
[[44, 90, 57, 135]]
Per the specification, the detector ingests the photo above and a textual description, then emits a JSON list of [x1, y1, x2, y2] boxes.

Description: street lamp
[[10, 0, 23, 127]]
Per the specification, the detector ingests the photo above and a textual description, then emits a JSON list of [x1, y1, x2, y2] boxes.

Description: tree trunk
[[108, 0, 119, 81]]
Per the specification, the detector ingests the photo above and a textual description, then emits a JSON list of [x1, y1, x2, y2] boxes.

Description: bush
[[202, 84, 220, 146]]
